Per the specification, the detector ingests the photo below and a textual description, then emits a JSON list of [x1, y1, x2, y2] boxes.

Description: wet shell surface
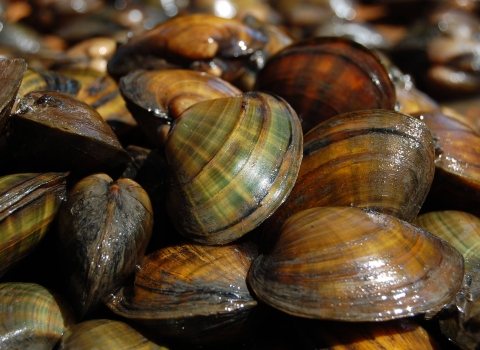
[[7, 90, 130, 174], [107, 241, 258, 342], [165, 91, 303, 245], [58, 173, 153, 318], [58, 319, 168, 350], [0, 282, 75, 350], [0, 172, 67, 277], [264, 109, 435, 239], [249, 207, 464, 321], [255, 37, 396, 133], [0, 58, 27, 135]]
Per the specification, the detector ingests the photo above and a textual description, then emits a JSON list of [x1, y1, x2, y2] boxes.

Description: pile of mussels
[[1, 0, 480, 349]]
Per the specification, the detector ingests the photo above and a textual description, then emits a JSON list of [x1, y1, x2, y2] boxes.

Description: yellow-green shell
[[165, 91, 303, 244], [0, 173, 67, 277], [58, 319, 167, 350], [0, 282, 75, 350]]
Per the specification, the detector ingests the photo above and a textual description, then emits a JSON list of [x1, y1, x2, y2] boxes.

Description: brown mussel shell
[[415, 111, 480, 216], [0, 58, 27, 137], [58, 173, 153, 319], [58, 319, 167, 350], [249, 207, 464, 321], [255, 37, 396, 133], [120, 69, 241, 147], [0, 282, 75, 350], [165, 91, 303, 245], [0, 172, 67, 277], [107, 241, 258, 345], [264, 109, 435, 241], [6, 90, 130, 175], [107, 13, 267, 80], [16, 68, 81, 100]]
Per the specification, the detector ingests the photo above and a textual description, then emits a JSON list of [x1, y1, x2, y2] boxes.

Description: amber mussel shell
[[255, 37, 396, 133], [165, 91, 303, 245], [415, 112, 480, 216], [249, 207, 464, 321], [264, 109, 435, 239], [107, 241, 258, 345], [107, 13, 267, 80], [58, 173, 153, 319], [120, 69, 241, 147]]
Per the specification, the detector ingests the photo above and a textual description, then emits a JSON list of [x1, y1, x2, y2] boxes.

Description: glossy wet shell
[[107, 242, 258, 340], [0, 282, 75, 350], [8, 90, 130, 174], [255, 37, 396, 133], [58, 319, 168, 350], [16, 69, 80, 99], [165, 91, 303, 244], [264, 109, 435, 239], [416, 112, 480, 216], [415, 210, 480, 269], [58, 173, 153, 318], [120, 69, 242, 121], [0, 172, 67, 277], [249, 207, 464, 321], [107, 13, 267, 78]]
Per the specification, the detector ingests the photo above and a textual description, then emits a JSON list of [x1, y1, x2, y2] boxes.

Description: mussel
[[0, 282, 75, 350], [249, 207, 464, 321], [165, 91, 303, 244], [107, 241, 259, 345], [0, 172, 67, 277], [255, 37, 396, 133], [58, 173, 153, 318], [264, 109, 435, 240]]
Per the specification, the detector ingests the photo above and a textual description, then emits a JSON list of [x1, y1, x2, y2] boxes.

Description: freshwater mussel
[[58, 173, 153, 319], [165, 91, 303, 245]]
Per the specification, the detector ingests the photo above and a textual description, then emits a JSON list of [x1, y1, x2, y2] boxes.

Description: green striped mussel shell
[[0, 173, 67, 276], [414, 210, 480, 271], [165, 91, 303, 245], [0, 282, 75, 350]]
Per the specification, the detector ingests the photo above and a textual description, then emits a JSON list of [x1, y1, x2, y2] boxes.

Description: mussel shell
[[294, 318, 440, 349], [120, 69, 241, 147], [16, 69, 81, 100], [6, 90, 130, 175], [264, 109, 435, 240], [58, 319, 167, 350], [107, 241, 258, 344], [0, 58, 27, 136], [0, 282, 75, 350], [165, 91, 303, 245], [0, 172, 67, 277], [59, 68, 137, 135], [249, 207, 464, 321], [414, 210, 480, 270], [107, 13, 268, 79], [415, 111, 480, 216], [58, 173, 153, 319], [255, 37, 396, 133]]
